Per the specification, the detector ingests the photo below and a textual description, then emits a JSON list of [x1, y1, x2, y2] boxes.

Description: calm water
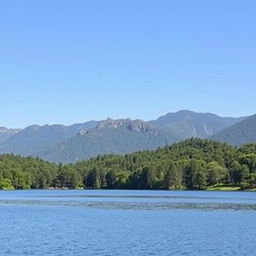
[[0, 190, 256, 256]]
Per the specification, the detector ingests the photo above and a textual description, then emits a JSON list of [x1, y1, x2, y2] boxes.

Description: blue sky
[[0, 0, 255, 128]]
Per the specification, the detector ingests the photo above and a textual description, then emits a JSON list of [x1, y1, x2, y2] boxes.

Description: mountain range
[[0, 121, 98, 156], [0, 110, 254, 163]]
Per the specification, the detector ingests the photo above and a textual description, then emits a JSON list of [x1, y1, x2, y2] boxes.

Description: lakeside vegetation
[[0, 138, 256, 190]]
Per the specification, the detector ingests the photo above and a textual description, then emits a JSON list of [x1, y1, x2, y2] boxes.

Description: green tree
[[164, 162, 181, 189], [229, 161, 249, 186], [239, 154, 256, 173], [0, 178, 14, 190], [207, 161, 227, 186], [184, 160, 207, 190]]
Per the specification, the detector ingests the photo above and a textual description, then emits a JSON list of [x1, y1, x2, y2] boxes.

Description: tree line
[[0, 138, 256, 190]]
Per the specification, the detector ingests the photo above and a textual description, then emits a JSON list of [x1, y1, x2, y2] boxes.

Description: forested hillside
[[0, 154, 57, 189], [1, 138, 256, 190], [211, 114, 256, 145]]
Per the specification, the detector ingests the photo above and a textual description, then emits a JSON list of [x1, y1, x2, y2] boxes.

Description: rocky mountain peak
[[78, 118, 159, 136], [0, 127, 21, 135]]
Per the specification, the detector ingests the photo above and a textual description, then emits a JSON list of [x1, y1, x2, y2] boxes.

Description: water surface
[[0, 190, 256, 255]]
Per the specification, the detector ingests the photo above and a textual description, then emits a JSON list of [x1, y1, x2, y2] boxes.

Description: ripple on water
[[1, 199, 256, 211], [0, 190, 256, 256]]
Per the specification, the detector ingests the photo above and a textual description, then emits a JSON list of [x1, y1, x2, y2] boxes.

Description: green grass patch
[[206, 184, 241, 191]]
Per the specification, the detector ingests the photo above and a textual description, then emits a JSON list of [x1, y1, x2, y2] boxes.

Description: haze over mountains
[[0, 110, 254, 163]]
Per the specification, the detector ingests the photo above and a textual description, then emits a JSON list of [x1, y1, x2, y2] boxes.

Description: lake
[[0, 190, 256, 256]]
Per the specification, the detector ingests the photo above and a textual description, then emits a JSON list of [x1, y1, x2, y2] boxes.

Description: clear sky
[[0, 0, 255, 128]]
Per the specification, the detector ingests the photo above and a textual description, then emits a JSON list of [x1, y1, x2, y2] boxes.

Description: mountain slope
[[150, 110, 245, 139], [36, 111, 245, 163], [0, 127, 20, 143], [0, 111, 247, 163], [0, 121, 98, 155], [211, 114, 256, 146], [37, 119, 176, 163]]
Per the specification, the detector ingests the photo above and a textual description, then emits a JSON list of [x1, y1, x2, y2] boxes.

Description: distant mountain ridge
[[0, 127, 21, 143], [0, 110, 250, 163], [150, 110, 245, 139], [0, 121, 98, 155], [211, 114, 256, 146], [34, 111, 246, 163], [95, 118, 159, 135], [37, 118, 169, 163]]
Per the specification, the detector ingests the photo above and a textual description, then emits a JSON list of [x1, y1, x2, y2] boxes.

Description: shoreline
[[1, 187, 256, 192]]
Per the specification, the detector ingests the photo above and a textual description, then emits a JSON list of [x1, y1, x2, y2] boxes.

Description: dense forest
[[0, 138, 256, 190]]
